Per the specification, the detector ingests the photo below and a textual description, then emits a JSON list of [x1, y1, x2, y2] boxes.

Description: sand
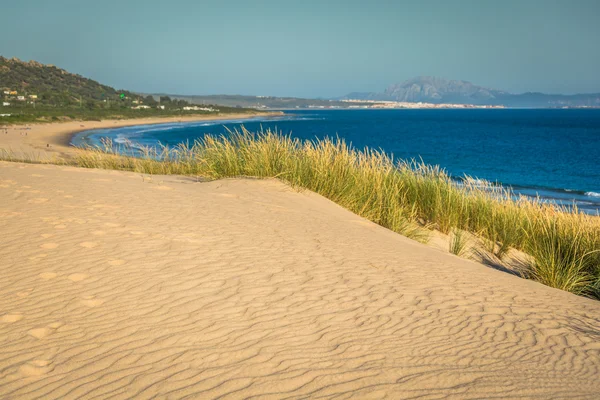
[[0, 112, 280, 160], [0, 160, 599, 399]]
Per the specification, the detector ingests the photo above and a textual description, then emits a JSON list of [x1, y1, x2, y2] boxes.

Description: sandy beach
[[0, 158, 599, 399], [0, 112, 280, 160]]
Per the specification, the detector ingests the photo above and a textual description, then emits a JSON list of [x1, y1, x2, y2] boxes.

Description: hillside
[[343, 76, 600, 107], [0, 56, 258, 124], [0, 56, 134, 105]]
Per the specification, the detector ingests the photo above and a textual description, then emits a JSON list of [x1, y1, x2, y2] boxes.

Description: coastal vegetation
[[0, 56, 260, 124], [0, 104, 259, 125], [3, 128, 598, 299], [449, 229, 469, 257]]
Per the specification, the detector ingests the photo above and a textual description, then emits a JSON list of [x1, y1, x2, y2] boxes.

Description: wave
[[73, 114, 294, 148], [585, 191, 600, 197], [113, 135, 128, 145]]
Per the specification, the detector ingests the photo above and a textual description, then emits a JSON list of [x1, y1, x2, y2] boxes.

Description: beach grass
[[449, 229, 469, 257], [2, 127, 599, 298]]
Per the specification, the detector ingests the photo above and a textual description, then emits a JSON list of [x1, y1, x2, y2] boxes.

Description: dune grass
[[449, 229, 469, 257], [2, 127, 599, 298]]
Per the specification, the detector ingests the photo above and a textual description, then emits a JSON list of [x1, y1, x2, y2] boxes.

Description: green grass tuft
[[449, 229, 469, 257]]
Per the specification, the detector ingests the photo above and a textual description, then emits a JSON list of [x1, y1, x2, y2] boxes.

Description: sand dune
[[0, 160, 599, 399]]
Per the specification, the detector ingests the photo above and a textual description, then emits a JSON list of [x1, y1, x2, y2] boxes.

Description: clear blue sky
[[1, 0, 599, 97]]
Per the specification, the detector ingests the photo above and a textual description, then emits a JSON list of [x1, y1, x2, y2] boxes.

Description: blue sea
[[72, 109, 600, 214]]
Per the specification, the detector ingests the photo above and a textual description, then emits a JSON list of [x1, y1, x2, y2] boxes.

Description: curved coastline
[[70, 115, 600, 215], [70, 113, 288, 149], [2, 110, 598, 214], [0, 112, 283, 159]]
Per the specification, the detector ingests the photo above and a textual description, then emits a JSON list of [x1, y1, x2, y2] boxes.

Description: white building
[[17, 96, 25, 101], [131, 105, 151, 110], [3, 91, 10, 95], [2, 102, 10, 106], [183, 106, 217, 112]]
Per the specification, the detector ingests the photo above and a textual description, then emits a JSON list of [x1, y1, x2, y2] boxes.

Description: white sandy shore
[[0, 160, 599, 399], [0, 112, 280, 160]]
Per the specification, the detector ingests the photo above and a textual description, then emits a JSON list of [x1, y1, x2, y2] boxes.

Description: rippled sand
[[0, 161, 599, 399]]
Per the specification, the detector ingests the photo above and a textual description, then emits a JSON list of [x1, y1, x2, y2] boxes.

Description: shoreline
[[2, 110, 598, 214], [0, 111, 283, 159]]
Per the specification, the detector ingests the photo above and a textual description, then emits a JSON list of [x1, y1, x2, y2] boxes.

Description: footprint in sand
[[104, 222, 120, 228], [17, 289, 33, 298], [30, 174, 44, 178], [68, 273, 88, 282], [129, 231, 144, 235], [28, 198, 48, 204], [39, 272, 57, 280], [27, 322, 63, 339], [19, 360, 54, 376], [54, 224, 66, 229], [81, 297, 105, 307], [1, 313, 23, 323], [91, 230, 106, 236], [79, 242, 98, 248], [108, 259, 126, 266], [27, 327, 52, 339], [41, 233, 54, 239], [152, 186, 172, 191], [64, 195, 73, 199], [40, 243, 59, 249]]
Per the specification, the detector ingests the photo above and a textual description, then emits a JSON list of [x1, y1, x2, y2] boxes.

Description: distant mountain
[[341, 76, 600, 108], [384, 76, 506, 104]]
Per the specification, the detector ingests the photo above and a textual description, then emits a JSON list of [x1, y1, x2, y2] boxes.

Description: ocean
[[72, 109, 600, 214]]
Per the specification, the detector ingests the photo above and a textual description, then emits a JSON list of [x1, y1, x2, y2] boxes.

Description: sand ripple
[[0, 161, 599, 399]]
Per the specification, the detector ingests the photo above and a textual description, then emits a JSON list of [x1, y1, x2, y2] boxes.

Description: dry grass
[[2, 128, 599, 298]]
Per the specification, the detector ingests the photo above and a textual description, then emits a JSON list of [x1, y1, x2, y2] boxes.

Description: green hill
[[0, 56, 258, 124], [0, 56, 135, 106]]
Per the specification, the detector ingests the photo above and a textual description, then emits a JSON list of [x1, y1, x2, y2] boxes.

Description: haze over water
[[74, 109, 600, 214]]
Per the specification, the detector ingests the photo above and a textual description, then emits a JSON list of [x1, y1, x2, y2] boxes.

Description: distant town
[[317, 99, 504, 109], [1, 88, 220, 118], [2, 89, 38, 106]]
